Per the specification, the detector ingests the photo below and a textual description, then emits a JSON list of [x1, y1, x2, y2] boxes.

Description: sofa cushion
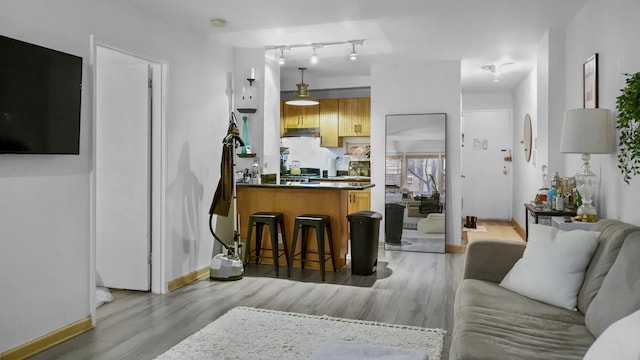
[[584, 308, 640, 360], [451, 280, 594, 360], [417, 213, 445, 233], [499, 224, 599, 310], [456, 280, 587, 325], [577, 220, 640, 313], [584, 231, 640, 337]]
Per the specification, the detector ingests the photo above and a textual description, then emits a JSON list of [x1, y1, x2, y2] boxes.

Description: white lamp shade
[[560, 108, 613, 154]]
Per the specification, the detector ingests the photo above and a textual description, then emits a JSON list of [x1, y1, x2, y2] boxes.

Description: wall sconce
[[238, 67, 257, 114]]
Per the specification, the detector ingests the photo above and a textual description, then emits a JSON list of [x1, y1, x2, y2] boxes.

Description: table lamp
[[560, 108, 613, 221]]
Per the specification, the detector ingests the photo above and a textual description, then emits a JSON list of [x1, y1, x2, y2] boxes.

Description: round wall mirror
[[524, 114, 532, 161]]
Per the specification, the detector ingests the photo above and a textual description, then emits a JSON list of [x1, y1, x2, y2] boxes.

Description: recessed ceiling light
[[210, 18, 227, 28]]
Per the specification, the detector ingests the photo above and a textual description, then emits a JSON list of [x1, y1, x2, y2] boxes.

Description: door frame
[[89, 36, 168, 322]]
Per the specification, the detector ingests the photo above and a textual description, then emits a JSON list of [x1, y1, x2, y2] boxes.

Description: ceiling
[[132, 0, 587, 93]]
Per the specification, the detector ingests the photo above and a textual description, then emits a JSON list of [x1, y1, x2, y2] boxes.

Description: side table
[[524, 203, 577, 241]]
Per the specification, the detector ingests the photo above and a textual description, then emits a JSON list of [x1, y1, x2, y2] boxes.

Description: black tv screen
[[0, 35, 82, 154]]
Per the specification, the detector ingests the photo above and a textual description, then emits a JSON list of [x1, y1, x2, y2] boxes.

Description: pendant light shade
[[286, 67, 319, 106]]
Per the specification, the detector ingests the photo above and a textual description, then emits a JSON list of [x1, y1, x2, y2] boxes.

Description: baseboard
[[2, 316, 93, 360], [511, 218, 526, 240], [445, 244, 466, 253], [168, 267, 210, 292]]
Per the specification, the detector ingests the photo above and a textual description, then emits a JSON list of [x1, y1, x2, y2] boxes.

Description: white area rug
[[462, 225, 487, 232], [155, 307, 445, 360]]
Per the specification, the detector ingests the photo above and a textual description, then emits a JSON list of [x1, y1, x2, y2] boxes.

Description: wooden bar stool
[[288, 214, 336, 281], [246, 212, 289, 276]]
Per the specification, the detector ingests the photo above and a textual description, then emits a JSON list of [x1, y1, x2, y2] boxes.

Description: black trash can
[[385, 203, 405, 244], [347, 211, 382, 275]]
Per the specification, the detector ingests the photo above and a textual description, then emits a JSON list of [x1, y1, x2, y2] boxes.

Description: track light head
[[349, 42, 358, 60]]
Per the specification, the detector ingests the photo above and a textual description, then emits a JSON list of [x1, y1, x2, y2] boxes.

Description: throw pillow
[[584, 232, 640, 337], [499, 224, 600, 310], [583, 308, 640, 360]]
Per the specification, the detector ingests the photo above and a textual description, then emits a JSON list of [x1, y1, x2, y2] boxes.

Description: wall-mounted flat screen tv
[[0, 35, 82, 154]]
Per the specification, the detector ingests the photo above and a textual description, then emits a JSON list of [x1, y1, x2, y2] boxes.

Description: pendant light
[[285, 67, 319, 106]]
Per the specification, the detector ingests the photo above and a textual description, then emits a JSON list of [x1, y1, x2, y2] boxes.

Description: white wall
[[0, 0, 233, 352], [462, 92, 513, 110], [281, 73, 370, 92], [564, 0, 640, 224], [511, 69, 541, 228], [371, 60, 462, 245], [262, 56, 282, 178]]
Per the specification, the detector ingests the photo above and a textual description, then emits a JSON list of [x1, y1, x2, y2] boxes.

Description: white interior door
[[96, 46, 151, 291], [461, 110, 512, 220]]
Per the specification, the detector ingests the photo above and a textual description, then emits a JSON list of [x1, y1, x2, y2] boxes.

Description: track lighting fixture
[[349, 42, 357, 61], [266, 39, 364, 63]]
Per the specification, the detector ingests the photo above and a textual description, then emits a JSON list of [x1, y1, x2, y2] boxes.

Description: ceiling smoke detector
[[210, 18, 227, 27]]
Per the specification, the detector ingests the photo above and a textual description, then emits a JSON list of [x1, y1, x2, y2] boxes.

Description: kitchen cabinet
[[282, 102, 319, 129], [348, 188, 371, 214], [338, 97, 370, 137], [319, 99, 341, 147]]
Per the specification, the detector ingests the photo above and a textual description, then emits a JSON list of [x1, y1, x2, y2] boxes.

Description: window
[[385, 156, 403, 188], [385, 153, 445, 196]]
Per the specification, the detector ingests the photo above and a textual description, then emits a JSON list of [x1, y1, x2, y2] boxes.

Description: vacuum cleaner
[[208, 112, 245, 281]]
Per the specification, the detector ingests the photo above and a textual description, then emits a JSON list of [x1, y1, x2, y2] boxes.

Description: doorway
[[461, 109, 513, 221], [93, 44, 164, 298]]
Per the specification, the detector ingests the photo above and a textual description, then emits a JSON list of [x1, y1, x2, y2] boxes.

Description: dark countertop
[[312, 176, 371, 182], [237, 182, 375, 190]]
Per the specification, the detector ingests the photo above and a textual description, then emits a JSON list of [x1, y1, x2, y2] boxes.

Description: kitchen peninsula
[[236, 181, 375, 271]]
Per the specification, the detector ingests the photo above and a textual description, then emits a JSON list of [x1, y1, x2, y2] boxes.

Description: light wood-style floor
[[461, 219, 524, 245], [30, 248, 464, 360]]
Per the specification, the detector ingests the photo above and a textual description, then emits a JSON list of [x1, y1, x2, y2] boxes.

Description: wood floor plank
[[29, 248, 464, 360]]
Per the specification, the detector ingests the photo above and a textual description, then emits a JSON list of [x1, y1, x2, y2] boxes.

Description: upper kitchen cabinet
[[319, 99, 341, 147], [282, 102, 320, 129], [338, 97, 370, 137]]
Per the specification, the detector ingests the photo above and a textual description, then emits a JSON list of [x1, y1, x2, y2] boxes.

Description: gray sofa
[[450, 219, 640, 359]]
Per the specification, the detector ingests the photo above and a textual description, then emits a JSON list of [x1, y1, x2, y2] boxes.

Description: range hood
[[283, 127, 320, 138]]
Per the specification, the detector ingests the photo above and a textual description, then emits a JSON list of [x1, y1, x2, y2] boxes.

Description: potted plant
[[616, 72, 640, 184], [426, 173, 439, 196]]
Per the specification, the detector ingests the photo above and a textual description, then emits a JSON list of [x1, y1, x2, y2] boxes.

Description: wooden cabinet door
[[319, 99, 340, 147], [348, 189, 371, 214], [356, 97, 370, 136], [283, 103, 319, 128], [338, 98, 358, 136], [339, 98, 370, 136], [300, 105, 319, 128], [283, 104, 302, 128]]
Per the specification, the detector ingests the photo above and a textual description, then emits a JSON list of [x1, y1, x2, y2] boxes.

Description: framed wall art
[[583, 53, 598, 108]]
